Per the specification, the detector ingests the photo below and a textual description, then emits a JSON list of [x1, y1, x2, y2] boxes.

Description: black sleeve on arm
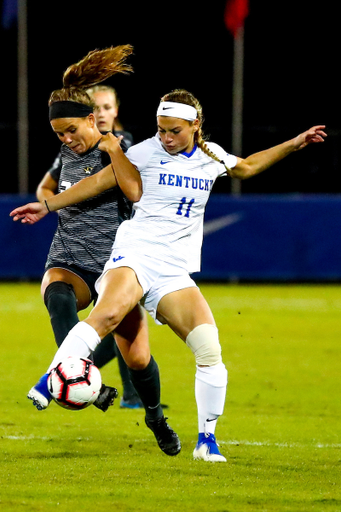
[[48, 152, 62, 182]]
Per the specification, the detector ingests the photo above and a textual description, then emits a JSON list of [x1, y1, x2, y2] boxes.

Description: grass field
[[1, 282, 341, 511]]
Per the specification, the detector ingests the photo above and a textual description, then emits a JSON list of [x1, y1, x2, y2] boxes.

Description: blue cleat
[[193, 433, 226, 462], [120, 395, 169, 410], [120, 395, 144, 409], [27, 373, 52, 410]]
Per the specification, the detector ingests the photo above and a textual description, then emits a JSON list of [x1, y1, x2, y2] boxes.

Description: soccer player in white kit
[[11, 89, 326, 461]]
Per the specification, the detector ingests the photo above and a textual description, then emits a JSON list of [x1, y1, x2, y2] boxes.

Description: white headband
[[157, 101, 197, 121]]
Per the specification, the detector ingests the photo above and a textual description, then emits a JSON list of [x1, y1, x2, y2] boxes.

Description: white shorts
[[95, 248, 197, 324]]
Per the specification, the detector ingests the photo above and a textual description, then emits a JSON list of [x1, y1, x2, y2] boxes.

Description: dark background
[[1, 1, 339, 195]]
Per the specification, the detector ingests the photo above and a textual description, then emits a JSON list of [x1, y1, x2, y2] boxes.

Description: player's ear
[[88, 113, 96, 127], [192, 118, 200, 132]]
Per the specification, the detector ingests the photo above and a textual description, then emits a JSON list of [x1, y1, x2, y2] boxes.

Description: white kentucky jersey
[[113, 135, 238, 273]]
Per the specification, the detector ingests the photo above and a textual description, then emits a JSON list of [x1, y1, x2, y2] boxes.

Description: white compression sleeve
[[195, 362, 228, 434]]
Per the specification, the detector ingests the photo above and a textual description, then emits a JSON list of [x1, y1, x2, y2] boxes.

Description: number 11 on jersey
[[176, 197, 195, 218]]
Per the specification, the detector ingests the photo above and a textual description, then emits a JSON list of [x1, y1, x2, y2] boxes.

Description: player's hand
[[9, 202, 49, 224], [294, 125, 327, 151], [98, 132, 124, 154]]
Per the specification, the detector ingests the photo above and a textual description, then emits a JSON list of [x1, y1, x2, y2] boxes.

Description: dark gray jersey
[[46, 141, 132, 274]]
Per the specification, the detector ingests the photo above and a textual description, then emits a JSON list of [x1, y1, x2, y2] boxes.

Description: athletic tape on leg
[[185, 324, 222, 366]]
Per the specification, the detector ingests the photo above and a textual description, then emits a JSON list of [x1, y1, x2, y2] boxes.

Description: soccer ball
[[47, 356, 102, 410]]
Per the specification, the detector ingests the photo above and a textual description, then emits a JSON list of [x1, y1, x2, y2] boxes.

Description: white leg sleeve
[[47, 321, 101, 373], [186, 324, 227, 434], [195, 363, 228, 434], [186, 324, 222, 366]]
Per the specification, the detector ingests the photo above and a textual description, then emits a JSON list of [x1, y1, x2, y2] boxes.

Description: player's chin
[[70, 144, 85, 154], [164, 145, 178, 155]]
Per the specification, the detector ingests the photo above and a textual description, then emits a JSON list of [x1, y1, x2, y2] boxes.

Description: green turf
[[1, 282, 341, 511]]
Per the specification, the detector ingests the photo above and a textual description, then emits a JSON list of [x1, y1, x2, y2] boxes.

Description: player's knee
[[90, 304, 124, 338], [126, 354, 150, 371], [185, 324, 222, 366], [43, 281, 76, 310]]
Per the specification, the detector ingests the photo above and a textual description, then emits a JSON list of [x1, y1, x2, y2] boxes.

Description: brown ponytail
[[49, 45, 133, 107]]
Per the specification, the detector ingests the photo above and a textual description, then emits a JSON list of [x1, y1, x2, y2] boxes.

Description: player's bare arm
[[230, 125, 327, 180], [10, 164, 117, 224], [36, 172, 59, 202], [99, 132, 143, 202]]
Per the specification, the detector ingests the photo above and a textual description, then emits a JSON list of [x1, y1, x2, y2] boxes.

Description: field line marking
[[221, 439, 341, 449]]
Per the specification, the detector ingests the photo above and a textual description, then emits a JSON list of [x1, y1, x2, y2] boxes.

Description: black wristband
[[44, 200, 51, 213]]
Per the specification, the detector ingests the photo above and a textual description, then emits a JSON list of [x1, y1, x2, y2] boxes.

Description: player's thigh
[[41, 267, 92, 311], [88, 267, 144, 327], [157, 286, 215, 341]]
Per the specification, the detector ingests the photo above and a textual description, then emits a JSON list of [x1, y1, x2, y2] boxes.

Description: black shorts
[[44, 263, 100, 303]]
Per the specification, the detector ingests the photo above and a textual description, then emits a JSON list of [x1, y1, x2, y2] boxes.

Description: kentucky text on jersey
[[158, 173, 214, 191]]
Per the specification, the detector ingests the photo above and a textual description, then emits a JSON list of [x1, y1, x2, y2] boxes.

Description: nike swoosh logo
[[113, 256, 125, 262], [162, 107, 174, 110], [203, 212, 244, 236], [147, 404, 160, 410], [160, 160, 171, 165]]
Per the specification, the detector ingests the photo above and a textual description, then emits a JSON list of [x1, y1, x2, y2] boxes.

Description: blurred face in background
[[92, 90, 118, 132]]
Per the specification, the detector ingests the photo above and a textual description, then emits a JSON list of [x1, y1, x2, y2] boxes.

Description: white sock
[[47, 321, 101, 373], [195, 362, 228, 435]]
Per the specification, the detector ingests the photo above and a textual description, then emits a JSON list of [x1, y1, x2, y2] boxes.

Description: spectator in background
[[87, 84, 134, 149]]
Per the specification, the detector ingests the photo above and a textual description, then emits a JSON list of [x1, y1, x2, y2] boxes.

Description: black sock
[[129, 356, 163, 420], [44, 281, 79, 347], [92, 333, 117, 368], [94, 337, 139, 399]]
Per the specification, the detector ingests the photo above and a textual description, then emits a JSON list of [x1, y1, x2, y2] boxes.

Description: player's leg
[[37, 267, 118, 410], [114, 305, 180, 456], [90, 286, 143, 408], [112, 338, 144, 408], [43, 267, 118, 367], [157, 287, 227, 462], [41, 267, 142, 371], [28, 267, 142, 411], [42, 268, 92, 347], [29, 268, 93, 409], [91, 333, 117, 367]]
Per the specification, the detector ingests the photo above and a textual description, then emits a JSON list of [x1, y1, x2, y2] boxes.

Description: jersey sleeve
[[126, 137, 158, 171], [206, 142, 238, 176], [47, 152, 62, 182]]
